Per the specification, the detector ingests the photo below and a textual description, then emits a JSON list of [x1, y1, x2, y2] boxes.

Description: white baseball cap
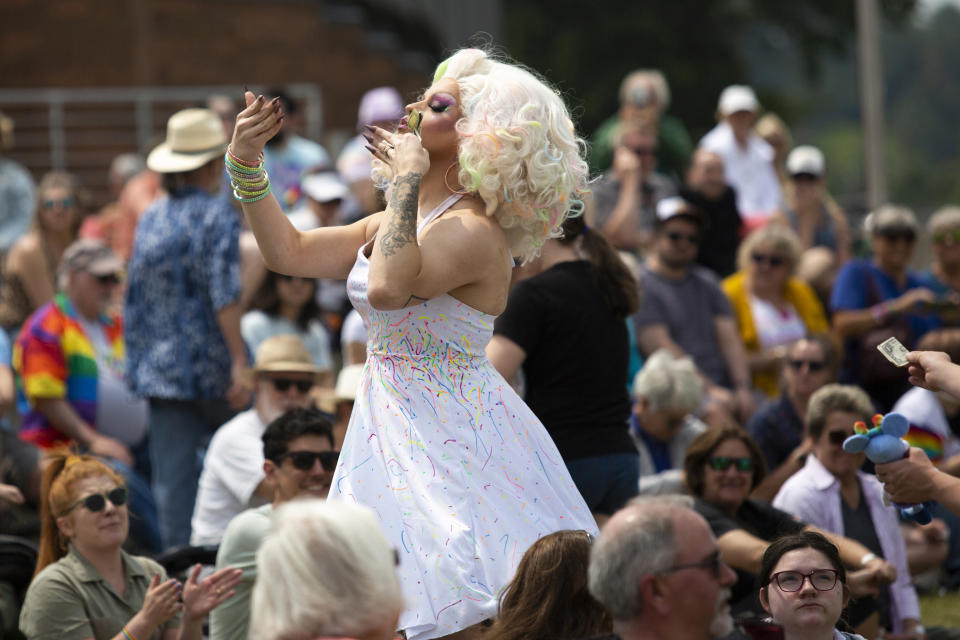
[[301, 172, 349, 203], [717, 85, 760, 116], [786, 145, 825, 177]]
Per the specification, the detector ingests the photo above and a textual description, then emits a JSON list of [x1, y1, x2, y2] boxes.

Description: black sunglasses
[[707, 456, 754, 472], [751, 253, 785, 268], [276, 450, 340, 472], [788, 359, 825, 373], [270, 378, 313, 393], [665, 231, 700, 245], [95, 274, 121, 286], [64, 486, 128, 514], [877, 229, 916, 243], [827, 430, 854, 446]]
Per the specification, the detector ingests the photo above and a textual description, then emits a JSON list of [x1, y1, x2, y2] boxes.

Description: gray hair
[[619, 70, 670, 110], [588, 495, 693, 621], [805, 383, 874, 440], [250, 500, 403, 640], [632, 349, 703, 413]]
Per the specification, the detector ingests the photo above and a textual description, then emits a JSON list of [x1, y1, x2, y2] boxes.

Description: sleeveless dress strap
[[417, 193, 464, 236]]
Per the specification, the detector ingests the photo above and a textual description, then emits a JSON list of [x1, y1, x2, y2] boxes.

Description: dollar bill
[[877, 336, 909, 368]]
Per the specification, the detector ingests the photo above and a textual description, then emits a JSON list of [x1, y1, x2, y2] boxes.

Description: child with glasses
[[20, 451, 242, 640], [773, 385, 924, 640], [757, 531, 863, 640]]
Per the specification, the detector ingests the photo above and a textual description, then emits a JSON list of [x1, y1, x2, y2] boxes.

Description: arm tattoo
[[401, 294, 429, 308], [379, 172, 422, 258]]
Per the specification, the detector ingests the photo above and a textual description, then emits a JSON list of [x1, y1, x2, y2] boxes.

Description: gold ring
[[216, 587, 223, 595]]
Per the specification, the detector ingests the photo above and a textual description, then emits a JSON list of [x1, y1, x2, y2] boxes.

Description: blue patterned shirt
[[125, 187, 242, 400]]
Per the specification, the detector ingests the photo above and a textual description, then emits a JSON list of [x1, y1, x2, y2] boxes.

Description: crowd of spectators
[[2, 64, 960, 640]]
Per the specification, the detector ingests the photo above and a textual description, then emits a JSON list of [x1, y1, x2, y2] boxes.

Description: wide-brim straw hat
[[147, 108, 227, 174]]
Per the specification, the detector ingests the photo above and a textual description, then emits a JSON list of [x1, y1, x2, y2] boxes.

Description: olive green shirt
[[209, 503, 273, 640], [19, 545, 180, 640]]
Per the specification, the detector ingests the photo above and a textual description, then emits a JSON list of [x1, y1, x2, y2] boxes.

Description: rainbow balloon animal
[[843, 412, 933, 525]]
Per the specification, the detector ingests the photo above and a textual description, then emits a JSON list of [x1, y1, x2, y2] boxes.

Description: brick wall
[[0, 0, 437, 206]]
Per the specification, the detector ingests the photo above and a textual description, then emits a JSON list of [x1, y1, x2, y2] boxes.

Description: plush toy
[[842, 412, 933, 525]]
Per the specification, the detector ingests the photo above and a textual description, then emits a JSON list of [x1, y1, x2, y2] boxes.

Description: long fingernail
[[364, 124, 375, 131], [272, 97, 280, 105], [365, 145, 378, 155], [243, 85, 249, 93], [362, 134, 374, 143]]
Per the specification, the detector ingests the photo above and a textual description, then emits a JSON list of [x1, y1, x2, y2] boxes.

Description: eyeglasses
[[790, 173, 820, 182], [663, 549, 724, 579], [95, 274, 120, 286], [933, 229, 960, 244], [665, 231, 700, 246], [42, 197, 76, 209], [788, 359, 825, 373], [750, 253, 785, 268], [770, 569, 839, 592], [707, 456, 754, 472], [269, 378, 313, 393], [827, 430, 854, 446], [63, 486, 128, 514], [276, 450, 340, 472]]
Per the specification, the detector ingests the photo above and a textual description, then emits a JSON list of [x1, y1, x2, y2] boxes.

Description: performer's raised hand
[[230, 90, 284, 163], [364, 125, 430, 178]]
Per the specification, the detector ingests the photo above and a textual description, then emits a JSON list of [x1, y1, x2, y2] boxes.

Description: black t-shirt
[[493, 260, 633, 460], [695, 498, 806, 616], [683, 185, 742, 279]]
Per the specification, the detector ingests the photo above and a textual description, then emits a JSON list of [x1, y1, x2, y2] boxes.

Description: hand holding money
[[905, 350, 960, 395]]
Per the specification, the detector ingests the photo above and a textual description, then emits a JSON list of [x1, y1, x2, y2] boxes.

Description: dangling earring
[[443, 163, 469, 196]]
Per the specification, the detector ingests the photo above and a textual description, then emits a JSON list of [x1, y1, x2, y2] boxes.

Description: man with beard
[[683, 149, 742, 279], [632, 197, 755, 422], [210, 407, 337, 640], [588, 495, 736, 640], [190, 334, 323, 545], [263, 89, 330, 211]]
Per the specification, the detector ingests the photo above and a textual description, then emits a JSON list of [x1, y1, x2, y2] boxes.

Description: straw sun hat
[[147, 108, 228, 174]]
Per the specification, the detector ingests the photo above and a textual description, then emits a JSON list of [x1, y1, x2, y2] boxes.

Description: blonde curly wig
[[376, 49, 590, 264]]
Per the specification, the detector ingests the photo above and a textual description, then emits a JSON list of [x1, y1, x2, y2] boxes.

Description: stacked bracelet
[[225, 149, 272, 203], [121, 626, 137, 640]]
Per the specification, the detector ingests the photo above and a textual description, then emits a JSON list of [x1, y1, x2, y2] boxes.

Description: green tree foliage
[[504, 0, 915, 139]]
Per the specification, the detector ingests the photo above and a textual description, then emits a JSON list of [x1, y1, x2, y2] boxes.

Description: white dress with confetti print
[[330, 194, 597, 640]]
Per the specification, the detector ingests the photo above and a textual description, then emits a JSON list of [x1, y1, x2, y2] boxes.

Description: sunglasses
[[665, 231, 700, 245], [827, 430, 854, 446], [770, 569, 839, 593], [877, 230, 916, 243], [663, 549, 724, 579], [751, 253, 785, 268], [627, 146, 658, 157], [276, 450, 340, 472], [95, 274, 120, 286], [64, 486, 128, 514], [269, 378, 313, 393], [788, 359, 825, 373], [707, 456, 754, 472], [42, 197, 76, 209], [277, 274, 313, 283], [933, 229, 960, 244]]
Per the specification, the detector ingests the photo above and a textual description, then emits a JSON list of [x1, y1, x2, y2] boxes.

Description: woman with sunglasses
[[921, 207, 960, 311], [684, 426, 898, 620], [773, 385, 923, 639], [722, 225, 828, 398], [241, 269, 333, 373], [832, 206, 944, 411], [20, 451, 242, 640], [758, 531, 865, 640], [0, 171, 84, 334]]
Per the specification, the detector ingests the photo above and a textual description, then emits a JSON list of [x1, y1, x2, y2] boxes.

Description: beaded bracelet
[[224, 151, 272, 203], [121, 626, 137, 640]]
